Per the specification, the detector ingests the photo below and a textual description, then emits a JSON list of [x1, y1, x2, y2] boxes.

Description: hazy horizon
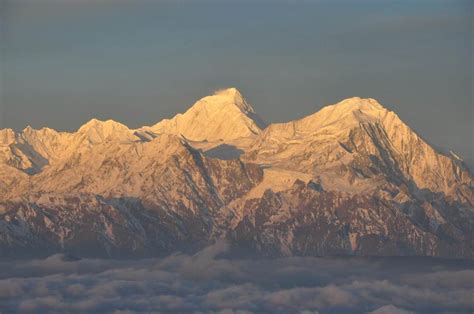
[[1, 0, 472, 166]]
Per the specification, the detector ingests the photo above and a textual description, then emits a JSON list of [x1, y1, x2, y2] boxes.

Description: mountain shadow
[[203, 144, 244, 160]]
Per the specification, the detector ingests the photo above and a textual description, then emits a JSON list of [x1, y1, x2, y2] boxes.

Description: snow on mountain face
[[0, 119, 138, 178], [245, 97, 472, 199], [76, 118, 138, 145], [150, 88, 266, 141], [0, 129, 15, 145], [0, 91, 473, 258]]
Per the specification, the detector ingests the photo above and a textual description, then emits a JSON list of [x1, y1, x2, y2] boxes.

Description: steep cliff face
[[0, 91, 472, 258], [229, 180, 473, 259]]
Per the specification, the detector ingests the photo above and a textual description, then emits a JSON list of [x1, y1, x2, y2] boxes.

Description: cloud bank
[[0, 242, 473, 313]]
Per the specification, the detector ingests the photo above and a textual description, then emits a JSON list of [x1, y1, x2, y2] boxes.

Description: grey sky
[[1, 0, 473, 166]]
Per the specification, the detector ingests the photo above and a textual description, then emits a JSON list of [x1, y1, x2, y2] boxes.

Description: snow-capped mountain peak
[[76, 118, 135, 144], [300, 97, 390, 131], [150, 88, 266, 141], [211, 87, 256, 114], [78, 118, 129, 133], [331, 96, 384, 111]]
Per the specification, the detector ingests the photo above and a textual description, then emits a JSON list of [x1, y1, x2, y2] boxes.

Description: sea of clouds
[[0, 241, 473, 313]]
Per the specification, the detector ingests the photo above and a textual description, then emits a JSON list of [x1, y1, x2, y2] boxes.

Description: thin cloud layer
[[0, 242, 473, 313]]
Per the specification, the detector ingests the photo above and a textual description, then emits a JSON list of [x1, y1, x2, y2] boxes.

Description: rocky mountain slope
[[0, 88, 473, 258]]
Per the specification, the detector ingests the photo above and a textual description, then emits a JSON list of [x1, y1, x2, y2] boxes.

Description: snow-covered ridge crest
[[253, 96, 394, 142], [296, 97, 390, 130], [0, 91, 473, 259], [0, 94, 387, 146]]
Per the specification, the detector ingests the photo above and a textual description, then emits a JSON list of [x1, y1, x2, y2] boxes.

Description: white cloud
[[0, 243, 472, 313]]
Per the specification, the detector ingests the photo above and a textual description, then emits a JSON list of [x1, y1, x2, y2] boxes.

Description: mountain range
[[0, 88, 473, 258]]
